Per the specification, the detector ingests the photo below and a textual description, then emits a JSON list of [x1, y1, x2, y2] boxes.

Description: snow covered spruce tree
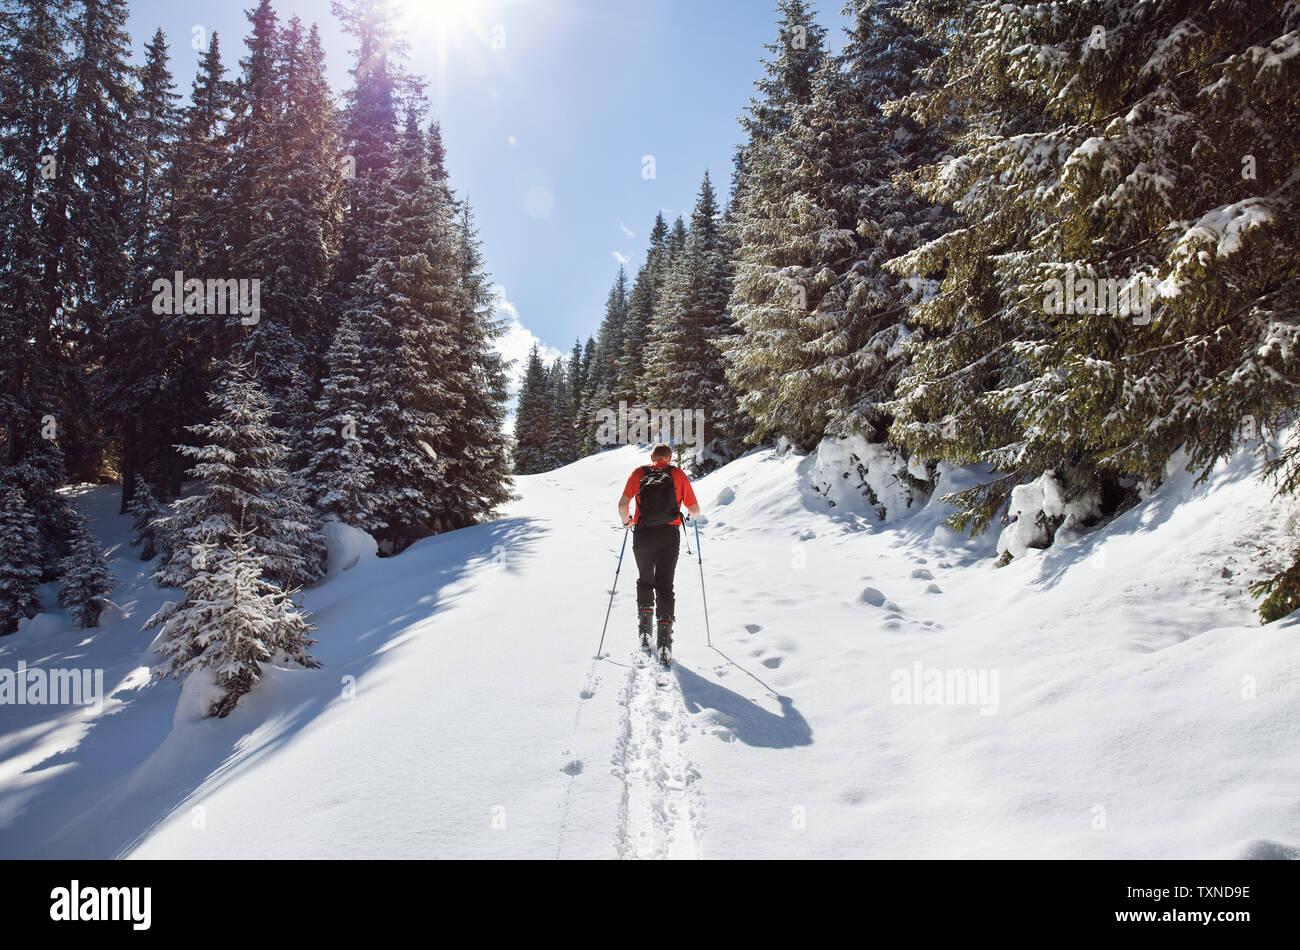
[[155, 360, 325, 592], [0, 485, 41, 636], [300, 314, 375, 526], [644, 172, 745, 467], [725, 0, 951, 451], [1, 0, 128, 560], [59, 511, 112, 628], [126, 476, 166, 560], [347, 105, 461, 543], [229, 7, 343, 455], [424, 148, 513, 528], [620, 214, 670, 404], [151, 32, 234, 500], [99, 26, 179, 515], [29, 0, 136, 484], [328, 0, 404, 333], [513, 345, 551, 474], [575, 337, 597, 456], [581, 267, 629, 449], [545, 361, 579, 469], [886, 0, 1300, 557], [721, 0, 826, 451], [147, 528, 318, 719]]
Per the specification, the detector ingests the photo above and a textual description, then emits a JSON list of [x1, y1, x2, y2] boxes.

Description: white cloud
[[611, 251, 630, 265], [491, 284, 564, 398], [619, 220, 635, 238]]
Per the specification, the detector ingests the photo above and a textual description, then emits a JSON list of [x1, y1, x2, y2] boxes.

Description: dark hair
[[651, 443, 672, 460]]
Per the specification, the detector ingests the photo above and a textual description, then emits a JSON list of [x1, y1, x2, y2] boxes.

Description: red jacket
[[622, 460, 697, 526]]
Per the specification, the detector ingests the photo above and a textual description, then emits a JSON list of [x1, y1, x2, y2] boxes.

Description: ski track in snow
[[614, 647, 703, 859]]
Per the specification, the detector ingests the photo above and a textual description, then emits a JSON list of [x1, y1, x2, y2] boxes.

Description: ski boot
[[638, 608, 653, 652], [656, 619, 674, 668]]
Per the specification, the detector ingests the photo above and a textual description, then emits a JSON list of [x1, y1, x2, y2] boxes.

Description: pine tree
[[351, 104, 461, 542], [583, 268, 629, 448], [5, 442, 74, 579], [513, 346, 550, 474], [545, 361, 578, 468], [126, 476, 165, 560], [0, 1, 66, 487], [0, 484, 41, 635], [233, 12, 342, 445], [226, 0, 306, 418], [577, 336, 597, 455], [3, 0, 131, 567], [59, 511, 112, 628], [645, 173, 743, 466], [155, 361, 325, 592], [887, 0, 1300, 547], [157, 32, 234, 499], [620, 214, 670, 404], [329, 0, 406, 312], [440, 201, 514, 524], [100, 26, 180, 515], [741, 0, 828, 147], [147, 528, 319, 719], [726, 0, 950, 450], [301, 314, 374, 525], [42, 0, 136, 483]]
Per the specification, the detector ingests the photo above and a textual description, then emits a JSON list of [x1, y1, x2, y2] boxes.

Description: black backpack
[[636, 465, 680, 527]]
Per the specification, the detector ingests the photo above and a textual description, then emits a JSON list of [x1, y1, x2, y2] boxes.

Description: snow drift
[[0, 442, 1296, 859]]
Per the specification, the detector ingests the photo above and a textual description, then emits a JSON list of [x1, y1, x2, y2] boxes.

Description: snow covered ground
[[2, 443, 1298, 859]]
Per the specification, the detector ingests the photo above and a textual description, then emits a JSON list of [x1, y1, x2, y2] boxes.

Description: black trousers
[[633, 524, 680, 622]]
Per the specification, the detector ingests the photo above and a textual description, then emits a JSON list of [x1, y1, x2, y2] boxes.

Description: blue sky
[[126, 0, 849, 377]]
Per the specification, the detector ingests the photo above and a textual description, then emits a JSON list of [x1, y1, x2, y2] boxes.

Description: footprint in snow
[[761, 656, 782, 669], [911, 567, 934, 580], [561, 760, 584, 777], [859, 587, 886, 607], [744, 623, 762, 634], [925, 583, 942, 594], [716, 486, 736, 505]]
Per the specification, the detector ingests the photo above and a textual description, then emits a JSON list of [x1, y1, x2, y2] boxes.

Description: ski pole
[[596, 526, 630, 659], [680, 513, 692, 555], [694, 519, 711, 647]]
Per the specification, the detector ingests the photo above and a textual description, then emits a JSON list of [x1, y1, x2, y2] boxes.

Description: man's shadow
[[672, 656, 811, 749]]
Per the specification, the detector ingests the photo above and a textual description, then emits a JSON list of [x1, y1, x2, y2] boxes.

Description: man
[[618, 443, 701, 662]]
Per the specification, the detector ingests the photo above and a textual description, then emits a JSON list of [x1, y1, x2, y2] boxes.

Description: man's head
[[651, 443, 672, 464]]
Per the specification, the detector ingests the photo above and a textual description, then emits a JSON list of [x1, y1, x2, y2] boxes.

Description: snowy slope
[[1, 443, 1298, 859]]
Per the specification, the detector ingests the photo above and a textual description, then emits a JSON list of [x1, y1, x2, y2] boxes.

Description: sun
[[398, 0, 500, 99], [400, 0, 485, 38]]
